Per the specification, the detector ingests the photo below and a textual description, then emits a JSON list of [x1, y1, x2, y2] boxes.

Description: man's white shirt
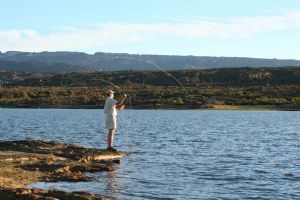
[[104, 97, 117, 116]]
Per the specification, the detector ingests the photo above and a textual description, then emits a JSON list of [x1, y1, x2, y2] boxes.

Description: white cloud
[[1, 10, 300, 52]]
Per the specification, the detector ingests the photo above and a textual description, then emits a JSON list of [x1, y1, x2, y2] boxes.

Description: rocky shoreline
[[0, 140, 126, 199]]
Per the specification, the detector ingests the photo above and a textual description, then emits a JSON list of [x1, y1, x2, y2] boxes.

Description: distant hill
[[1, 51, 300, 73], [0, 59, 85, 73]]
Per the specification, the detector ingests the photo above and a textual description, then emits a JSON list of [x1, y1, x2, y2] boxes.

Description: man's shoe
[[106, 146, 118, 152]]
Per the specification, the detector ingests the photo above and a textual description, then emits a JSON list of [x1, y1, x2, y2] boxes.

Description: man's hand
[[116, 93, 127, 110], [119, 104, 125, 110]]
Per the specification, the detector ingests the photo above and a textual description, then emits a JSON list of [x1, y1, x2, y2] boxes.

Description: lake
[[0, 109, 299, 199]]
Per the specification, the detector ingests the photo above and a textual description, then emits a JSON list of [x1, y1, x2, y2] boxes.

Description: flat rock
[[0, 140, 126, 199]]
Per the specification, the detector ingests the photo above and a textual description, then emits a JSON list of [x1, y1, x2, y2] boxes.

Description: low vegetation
[[1, 67, 300, 110]]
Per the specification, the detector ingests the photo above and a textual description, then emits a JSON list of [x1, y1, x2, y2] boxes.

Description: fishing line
[[114, 56, 187, 91], [92, 78, 120, 91], [146, 60, 186, 91], [91, 56, 215, 150], [114, 56, 216, 103]]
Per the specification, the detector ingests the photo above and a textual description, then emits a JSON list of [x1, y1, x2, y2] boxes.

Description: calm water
[[0, 109, 299, 199]]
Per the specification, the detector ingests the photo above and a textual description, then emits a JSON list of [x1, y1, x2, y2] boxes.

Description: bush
[[0, 98, 15, 105], [175, 97, 184, 105], [257, 97, 288, 105], [292, 97, 300, 104]]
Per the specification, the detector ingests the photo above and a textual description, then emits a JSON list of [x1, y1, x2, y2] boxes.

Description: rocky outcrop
[[0, 140, 126, 199]]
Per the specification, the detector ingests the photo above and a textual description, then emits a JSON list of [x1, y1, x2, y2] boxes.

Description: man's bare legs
[[107, 128, 116, 148]]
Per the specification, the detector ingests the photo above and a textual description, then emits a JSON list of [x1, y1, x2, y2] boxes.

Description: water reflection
[[104, 170, 118, 198], [29, 165, 121, 199], [93, 168, 119, 198]]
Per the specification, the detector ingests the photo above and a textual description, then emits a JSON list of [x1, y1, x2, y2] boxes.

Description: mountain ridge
[[1, 51, 300, 73]]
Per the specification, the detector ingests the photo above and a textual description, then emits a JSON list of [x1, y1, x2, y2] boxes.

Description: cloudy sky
[[0, 0, 300, 59]]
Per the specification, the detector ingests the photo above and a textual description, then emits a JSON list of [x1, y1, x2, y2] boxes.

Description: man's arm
[[116, 94, 127, 109]]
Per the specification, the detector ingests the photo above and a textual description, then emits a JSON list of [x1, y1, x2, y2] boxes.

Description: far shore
[[1, 104, 299, 111]]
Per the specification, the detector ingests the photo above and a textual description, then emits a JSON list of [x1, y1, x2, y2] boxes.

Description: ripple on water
[[1, 109, 300, 199]]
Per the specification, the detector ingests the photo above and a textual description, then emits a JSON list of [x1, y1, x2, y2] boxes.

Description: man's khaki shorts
[[106, 115, 117, 129]]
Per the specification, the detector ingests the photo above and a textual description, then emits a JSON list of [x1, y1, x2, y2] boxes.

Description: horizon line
[[1, 50, 299, 61]]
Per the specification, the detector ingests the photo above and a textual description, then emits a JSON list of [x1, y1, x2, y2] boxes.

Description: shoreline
[[0, 140, 126, 199], [1, 104, 300, 111]]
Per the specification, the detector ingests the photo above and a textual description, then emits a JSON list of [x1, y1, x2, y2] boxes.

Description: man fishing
[[104, 89, 127, 152]]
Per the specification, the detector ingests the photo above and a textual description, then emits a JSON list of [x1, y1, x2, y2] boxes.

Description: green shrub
[[292, 97, 300, 103], [175, 97, 184, 105], [0, 98, 15, 105], [257, 97, 288, 105]]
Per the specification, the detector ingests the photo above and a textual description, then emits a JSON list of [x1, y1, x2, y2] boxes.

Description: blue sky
[[1, 0, 300, 59]]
